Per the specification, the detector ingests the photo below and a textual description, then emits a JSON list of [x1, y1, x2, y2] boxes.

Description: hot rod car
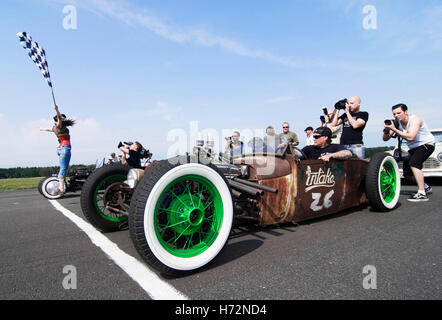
[[80, 143, 400, 276], [38, 166, 92, 199]]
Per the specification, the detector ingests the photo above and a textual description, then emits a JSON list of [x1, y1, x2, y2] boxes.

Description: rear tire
[[80, 163, 131, 232], [37, 177, 47, 195], [40, 177, 62, 200], [366, 152, 401, 211], [129, 161, 233, 276]]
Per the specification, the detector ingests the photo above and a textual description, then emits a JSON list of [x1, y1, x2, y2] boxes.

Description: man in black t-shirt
[[119, 141, 143, 169], [329, 96, 369, 158], [302, 127, 352, 162]]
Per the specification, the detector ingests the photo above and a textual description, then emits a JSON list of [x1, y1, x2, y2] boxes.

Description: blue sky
[[1, 0, 441, 167]]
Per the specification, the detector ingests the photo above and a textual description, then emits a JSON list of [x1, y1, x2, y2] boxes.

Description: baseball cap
[[313, 127, 332, 138], [304, 126, 314, 132]]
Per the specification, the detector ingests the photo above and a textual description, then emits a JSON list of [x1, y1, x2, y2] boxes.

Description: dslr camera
[[334, 98, 348, 110], [383, 119, 399, 135], [118, 141, 133, 148]]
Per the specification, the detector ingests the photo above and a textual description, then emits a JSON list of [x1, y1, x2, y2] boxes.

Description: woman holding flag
[[40, 104, 75, 195], [17, 32, 76, 195]]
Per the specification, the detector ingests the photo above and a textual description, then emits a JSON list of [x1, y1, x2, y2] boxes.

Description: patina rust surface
[[244, 154, 369, 226]]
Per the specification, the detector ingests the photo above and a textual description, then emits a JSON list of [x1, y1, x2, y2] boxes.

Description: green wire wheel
[[81, 163, 131, 232], [129, 161, 233, 276], [366, 152, 401, 211]]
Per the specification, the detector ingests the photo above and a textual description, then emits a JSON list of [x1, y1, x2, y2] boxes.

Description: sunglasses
[[283, 126, 289, 129], [313, 135, 324, 139]]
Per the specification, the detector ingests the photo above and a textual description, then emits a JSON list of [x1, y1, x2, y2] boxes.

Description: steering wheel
[[293, 146, 308, 160]]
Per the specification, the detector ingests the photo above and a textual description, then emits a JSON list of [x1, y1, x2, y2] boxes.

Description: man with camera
[[329, 96, 369, 158], [119, 141, 143, 169], [383, 103, 435, 202], [322, 108, 342, 144], [225, 131, 244, 157]]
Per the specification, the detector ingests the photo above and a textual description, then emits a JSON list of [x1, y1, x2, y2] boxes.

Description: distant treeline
[[0, 165, 95, 179]]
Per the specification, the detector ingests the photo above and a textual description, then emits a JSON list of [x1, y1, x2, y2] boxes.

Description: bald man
[[329, 96, 369, 158]]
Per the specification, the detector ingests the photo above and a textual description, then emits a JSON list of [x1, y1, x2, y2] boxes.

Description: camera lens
[[384, 120, 392, 125]]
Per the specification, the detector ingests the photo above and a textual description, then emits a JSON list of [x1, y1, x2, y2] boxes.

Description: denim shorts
[[57, 145, 71, 178], [343, 144, 365, 159]]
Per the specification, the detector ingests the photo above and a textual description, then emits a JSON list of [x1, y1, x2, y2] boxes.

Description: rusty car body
[[81, 143, 400, 276]]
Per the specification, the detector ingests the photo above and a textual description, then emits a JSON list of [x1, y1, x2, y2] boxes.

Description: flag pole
[[50, 86, 56, 106]]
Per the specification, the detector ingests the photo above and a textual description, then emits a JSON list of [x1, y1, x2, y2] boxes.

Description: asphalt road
[[1, 182, 441, 300]]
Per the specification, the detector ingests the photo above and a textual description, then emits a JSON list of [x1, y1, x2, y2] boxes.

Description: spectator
[[383, 103, 435, 202], [330, 96, 369, 158], [302, 127, 352, 161], [304, 126, 314, 146], [106, 152, 117, 165], [248, 137, 264, 153], [278, 122, 299, 151], [225, 131, 244, 157], [263, 126, 280, 153]]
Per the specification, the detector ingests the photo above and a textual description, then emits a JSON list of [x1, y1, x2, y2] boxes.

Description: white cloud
[[45, 0, 379, 71], [0, 114, 118, 168]]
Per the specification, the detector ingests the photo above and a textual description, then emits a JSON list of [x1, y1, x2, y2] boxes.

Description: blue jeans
[[57, 145, 71, 178], [343, 144, 365, 159]]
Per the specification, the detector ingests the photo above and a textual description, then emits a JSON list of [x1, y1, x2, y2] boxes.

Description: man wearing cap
[[301, 127, 353, 162], [304, 126, 315, 146]]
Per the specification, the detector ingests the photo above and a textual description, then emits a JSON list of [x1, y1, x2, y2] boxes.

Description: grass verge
[[0, 177, 44, 191]]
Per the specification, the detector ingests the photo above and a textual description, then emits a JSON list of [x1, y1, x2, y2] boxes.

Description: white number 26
[[310, 190, 334, 211]]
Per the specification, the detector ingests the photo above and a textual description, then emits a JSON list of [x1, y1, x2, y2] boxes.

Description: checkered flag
[[17, 32, 56, 103]]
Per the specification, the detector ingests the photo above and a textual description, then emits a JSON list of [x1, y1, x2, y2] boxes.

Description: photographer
[[330, 96, 369, 158], [383, 104, 435, 202], [119, 141, 143, 169], [225, 131, 244, 157], [322, 108, 342, 144]]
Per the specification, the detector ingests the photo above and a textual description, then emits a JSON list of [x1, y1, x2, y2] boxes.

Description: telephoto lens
[[335, 99, 347, 110], [384, 119, 392, 125]]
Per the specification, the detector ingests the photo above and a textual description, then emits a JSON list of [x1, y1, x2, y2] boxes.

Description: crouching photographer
[[383, 103, 435, 202], [118, 141, 151, 169]]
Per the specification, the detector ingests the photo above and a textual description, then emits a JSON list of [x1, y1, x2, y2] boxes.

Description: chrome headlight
[[127, 168, 145, 189], [437, 152, 442, 162]]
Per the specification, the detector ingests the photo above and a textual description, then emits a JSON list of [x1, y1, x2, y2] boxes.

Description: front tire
[[129, 161, 233, 276], [80, 163, 131, 232], [366, 152, 401, 211]]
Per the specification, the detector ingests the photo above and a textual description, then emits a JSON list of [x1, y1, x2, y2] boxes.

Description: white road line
[[48, 200, 189, 300]]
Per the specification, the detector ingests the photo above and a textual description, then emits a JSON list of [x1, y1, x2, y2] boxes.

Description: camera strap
[[397, 137, 403, 162]]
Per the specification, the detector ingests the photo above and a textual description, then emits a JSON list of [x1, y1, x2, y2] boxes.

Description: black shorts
[[403, 144, 435, 176]]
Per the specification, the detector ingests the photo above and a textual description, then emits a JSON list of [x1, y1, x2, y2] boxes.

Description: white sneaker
[[407, 193, 429, 202]]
